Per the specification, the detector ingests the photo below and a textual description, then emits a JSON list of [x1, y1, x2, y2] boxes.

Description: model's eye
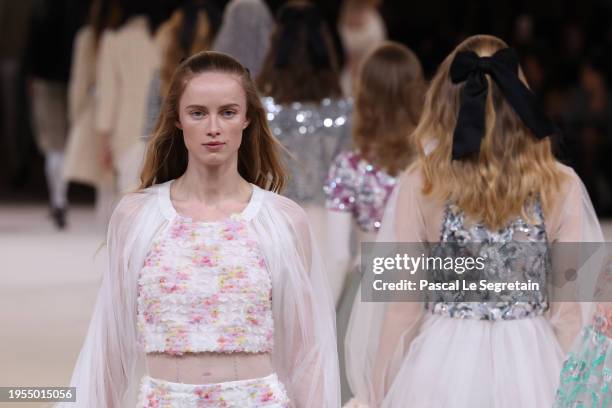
[[190, 110, 205, 118], [222, 110, 237, 118]]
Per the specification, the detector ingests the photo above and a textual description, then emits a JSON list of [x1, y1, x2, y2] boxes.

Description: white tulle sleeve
[[57, 190, 164, 408], [546, 165, 606, 352], [345, 166, 427, 407], [253, 193, 341, 407]]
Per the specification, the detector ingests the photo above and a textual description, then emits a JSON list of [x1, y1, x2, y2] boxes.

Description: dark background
[[1, 0, 611, 211]]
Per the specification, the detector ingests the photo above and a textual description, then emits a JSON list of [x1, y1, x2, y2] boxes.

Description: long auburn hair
[[158, 1, 215, 97], [140, 51, 287, 192], [412, 34, 565, 229], [354, 41, 425, 176], [256, 0, 342, 104]]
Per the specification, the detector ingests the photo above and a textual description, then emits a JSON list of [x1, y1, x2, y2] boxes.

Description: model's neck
[[175, 161, 250, 204]]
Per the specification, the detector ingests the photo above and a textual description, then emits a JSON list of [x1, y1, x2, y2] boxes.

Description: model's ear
[[243, 119, 250, 129], [175, 120, 182, 130]]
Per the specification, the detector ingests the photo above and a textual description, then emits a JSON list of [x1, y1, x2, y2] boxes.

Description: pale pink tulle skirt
[[381, 314, 564, 408]]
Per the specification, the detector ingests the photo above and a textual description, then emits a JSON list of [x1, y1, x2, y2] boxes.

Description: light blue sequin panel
[[555, 324, 612, 407], [263, 96, 352, 204], [426, 200, 550, 320]]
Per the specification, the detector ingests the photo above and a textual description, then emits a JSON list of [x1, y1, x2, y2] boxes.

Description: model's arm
[[345, 166, 427, 407], [546, 168, 602, 352], [56, 194, 144, 408], [274, 200, 341, 408]]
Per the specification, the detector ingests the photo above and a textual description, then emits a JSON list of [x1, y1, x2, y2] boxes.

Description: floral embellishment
[[194, 385, 224, 405], [221, 216, 247, 240], [137, 213, 274, 355], [593, 304, 612, 338], [139, 374, 290, 407], [170, 219, 192, 239]]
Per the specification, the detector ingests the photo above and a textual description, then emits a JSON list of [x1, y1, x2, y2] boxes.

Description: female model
[[257, 0, 352, 248], [337, 0, 386, 96], [64, 0, 120, 226], [213, 0, 273, 79], [60, 51, 340, 407], [346, 34, 595, 407], [324, 41, 425, 303], [143, 0, 217, 138], [323, 41, 425, 405], [96, 0, 162, 194]]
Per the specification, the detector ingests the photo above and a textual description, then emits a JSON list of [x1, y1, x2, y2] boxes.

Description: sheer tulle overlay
[[382, 314, 563, 407], [58, 181, 340, 408], [345, 162, 603, 408]]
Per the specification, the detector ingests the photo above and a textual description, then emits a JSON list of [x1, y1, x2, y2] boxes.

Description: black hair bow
[[449, 48, 556, 160]]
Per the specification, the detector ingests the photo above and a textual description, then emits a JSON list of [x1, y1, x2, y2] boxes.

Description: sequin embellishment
[[263, 96, 352, 204], [426, 200, 550, 320], [324, 150, 397, 233]]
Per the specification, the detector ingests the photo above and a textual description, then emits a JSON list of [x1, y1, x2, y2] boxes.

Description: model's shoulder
[[555, 161, 579, 179], [553, 161, 582, 194], [112, 188, 158, 219], [398, 161, 425, 186], [260, 189, 308, 224]]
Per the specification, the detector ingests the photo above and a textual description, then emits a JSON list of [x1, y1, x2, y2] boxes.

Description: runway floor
[[1, 204, 611, 407]]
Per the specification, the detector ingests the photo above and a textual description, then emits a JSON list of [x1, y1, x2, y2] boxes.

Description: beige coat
[[96, 16, 160, 156], [63, 26, 113, 187]]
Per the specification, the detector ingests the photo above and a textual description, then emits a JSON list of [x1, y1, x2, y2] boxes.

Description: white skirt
[[382, 314, 564, 408]]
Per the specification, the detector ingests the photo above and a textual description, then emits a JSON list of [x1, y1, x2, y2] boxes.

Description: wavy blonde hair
[[140, 51, 287, 192], [413, 34, 564, 229], [354, 41, 425, 176]]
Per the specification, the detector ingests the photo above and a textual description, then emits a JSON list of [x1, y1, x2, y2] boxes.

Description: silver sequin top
[[263, 96, 352, 204], [324, 150, 397, 233], [426, 200, 550, 321]]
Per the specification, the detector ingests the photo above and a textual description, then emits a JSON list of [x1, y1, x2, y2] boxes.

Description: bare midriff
[[145, 352, 274, 384]]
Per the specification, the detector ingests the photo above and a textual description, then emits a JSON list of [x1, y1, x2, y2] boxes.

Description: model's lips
[[203, 141, 225, 146]]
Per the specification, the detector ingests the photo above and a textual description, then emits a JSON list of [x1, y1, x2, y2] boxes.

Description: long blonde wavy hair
[[140, 51, 287, 192], [413, 34, 564, 229], [354, 41, 425, 176]]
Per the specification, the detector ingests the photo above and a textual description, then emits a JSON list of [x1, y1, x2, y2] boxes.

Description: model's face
[[176, 72, 250, 167]]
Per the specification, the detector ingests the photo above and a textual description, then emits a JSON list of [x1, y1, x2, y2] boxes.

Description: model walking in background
[[346, 35, 593, 407], [257, 0, 352, 250], [324, 41, 425, 405]]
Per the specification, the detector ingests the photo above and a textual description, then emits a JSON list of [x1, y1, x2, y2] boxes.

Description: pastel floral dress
[[138, 213, 274, 355], [555, 304, 612, 407], [136, 213, 290, 407]]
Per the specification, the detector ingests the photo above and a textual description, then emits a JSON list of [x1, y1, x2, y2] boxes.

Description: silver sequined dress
[[426, 200, 549, 321], [262, 96, 352, 205], [376, 199, 567, 407]]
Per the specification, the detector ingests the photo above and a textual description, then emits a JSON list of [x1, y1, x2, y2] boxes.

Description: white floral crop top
[[137, 184, 274, 355]]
